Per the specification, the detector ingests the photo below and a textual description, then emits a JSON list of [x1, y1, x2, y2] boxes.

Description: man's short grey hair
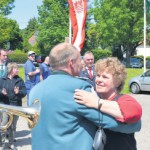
[[49, 43, 78, 69], [83, 51, 93, 57]]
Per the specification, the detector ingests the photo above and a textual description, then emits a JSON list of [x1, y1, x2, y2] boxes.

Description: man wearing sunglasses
[[24, 51, 40, 106]]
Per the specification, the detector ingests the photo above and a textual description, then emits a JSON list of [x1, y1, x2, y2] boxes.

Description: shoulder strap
[[113, 94, 123, 101]]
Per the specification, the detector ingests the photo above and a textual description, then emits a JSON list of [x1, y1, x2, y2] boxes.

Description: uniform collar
[[52, 70, 72, 76]]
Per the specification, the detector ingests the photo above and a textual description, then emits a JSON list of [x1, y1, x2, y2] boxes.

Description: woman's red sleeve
[[116, 94, 142, 123]]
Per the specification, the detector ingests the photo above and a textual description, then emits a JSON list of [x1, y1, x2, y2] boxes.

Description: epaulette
[[75, 76, 89, 80]]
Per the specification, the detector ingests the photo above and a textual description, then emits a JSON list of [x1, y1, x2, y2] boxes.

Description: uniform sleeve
[[110, 120, 141, 133], [76, 82, 141, 133], [77, 101, 141, 133], [116, 95, 142, 123]]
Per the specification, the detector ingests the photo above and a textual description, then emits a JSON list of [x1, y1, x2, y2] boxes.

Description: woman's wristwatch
[[98, 98, 104, 110]]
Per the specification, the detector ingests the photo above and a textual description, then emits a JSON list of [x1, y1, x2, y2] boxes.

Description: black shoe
[[13, 139, 16, 142]]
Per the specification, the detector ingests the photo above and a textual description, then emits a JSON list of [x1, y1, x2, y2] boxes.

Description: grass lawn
[[19, 67, 145, 94], [18, 67, 24, 80], [122, 68, 144, 94]]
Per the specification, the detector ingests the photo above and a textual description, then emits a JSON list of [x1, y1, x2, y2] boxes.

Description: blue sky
[[7, 0, 92, 29], [7, 0, 43, 29]]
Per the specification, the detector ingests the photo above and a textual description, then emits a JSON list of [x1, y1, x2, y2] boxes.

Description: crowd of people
[[0, 49, 51, 150], [0, 43, 142, 150]]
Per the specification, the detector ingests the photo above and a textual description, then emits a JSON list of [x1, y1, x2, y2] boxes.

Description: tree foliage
[[37, 0, 69, 54], [0, 0, 22, 50], [0, 0, 15, 15], [0, 16, 22, 49], [23, 17, 39, 38], [87, 0, 143, 64], [92, 48, 112, 62], [8, 19, 23, 50], [21, 18, 39, 52]]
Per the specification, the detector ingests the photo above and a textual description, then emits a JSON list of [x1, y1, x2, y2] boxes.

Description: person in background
[[0, 49, 8, 149], [80, 57, 86, 72], [79, 57, 86, 78], [39, 56, 51, 81], [24, 51, 40, 106], [0, 62, 26, 150], [74, 57, 142, 150], [80, 51, 96, 88], [29, 43, 141, 150], [0, 49, 8, 78]]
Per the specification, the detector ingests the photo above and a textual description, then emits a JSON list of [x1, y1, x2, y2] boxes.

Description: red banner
[[68, 0, 87, 51]]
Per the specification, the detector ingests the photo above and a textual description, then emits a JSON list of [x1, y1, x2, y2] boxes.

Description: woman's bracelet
[[98, 98, 104, 110]]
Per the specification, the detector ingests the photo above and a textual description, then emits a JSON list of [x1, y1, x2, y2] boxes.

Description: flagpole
[[144, 0, 146, 73], [69, 17, 72, 44]]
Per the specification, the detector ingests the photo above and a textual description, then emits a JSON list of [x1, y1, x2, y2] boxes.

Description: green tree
[[22, 18, 39, 52], [9, 19, 23, 50], [0, 16, 11, 44], [88, 0, 143, 66], [0, 16, 22, 49], [37, 0, 69, 54], [0, 0, 23, 50], [0, 0, 15, 15], [24, 17, 39, 37]]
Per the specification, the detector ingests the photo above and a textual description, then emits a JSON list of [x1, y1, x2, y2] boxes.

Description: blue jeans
[[8, 115, 19, 144], [25, 82, 35, 106]]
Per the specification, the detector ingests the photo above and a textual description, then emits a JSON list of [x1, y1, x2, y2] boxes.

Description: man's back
[[39, 62, 51, 80], [29, 71, 97, 150]]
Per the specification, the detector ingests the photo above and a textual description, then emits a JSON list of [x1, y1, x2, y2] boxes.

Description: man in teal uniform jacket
[[29, 43, 141, 150]]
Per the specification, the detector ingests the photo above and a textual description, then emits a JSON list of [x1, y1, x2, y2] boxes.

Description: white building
[[136, 45, 150, 57]]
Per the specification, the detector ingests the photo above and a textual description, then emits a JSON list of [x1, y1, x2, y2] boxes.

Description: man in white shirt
[[80, 51, 96, 88], [0, 49, 8, 78]]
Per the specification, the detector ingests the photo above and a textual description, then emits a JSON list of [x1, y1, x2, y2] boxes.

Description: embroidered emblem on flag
[[68, 0, 87, 51]]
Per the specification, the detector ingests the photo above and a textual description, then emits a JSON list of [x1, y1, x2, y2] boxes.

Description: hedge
[[92, 49, 112, 62], [8, 51, 27, 63]]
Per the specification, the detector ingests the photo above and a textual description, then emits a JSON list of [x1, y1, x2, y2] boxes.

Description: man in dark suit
[[29, 43, 141, 150], [80, 51, 96, 88]]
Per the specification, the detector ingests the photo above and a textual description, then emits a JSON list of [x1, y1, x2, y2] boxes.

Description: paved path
[[14, 100, 31, 150], [14, 117, 31, 150], [132, 93, 150, 150], [13, 93, 150, 150]]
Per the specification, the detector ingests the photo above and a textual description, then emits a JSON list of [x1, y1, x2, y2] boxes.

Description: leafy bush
[[146, 56, 150, 60], [92, 49, 112, 62], [8, 50, 27, 63]]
